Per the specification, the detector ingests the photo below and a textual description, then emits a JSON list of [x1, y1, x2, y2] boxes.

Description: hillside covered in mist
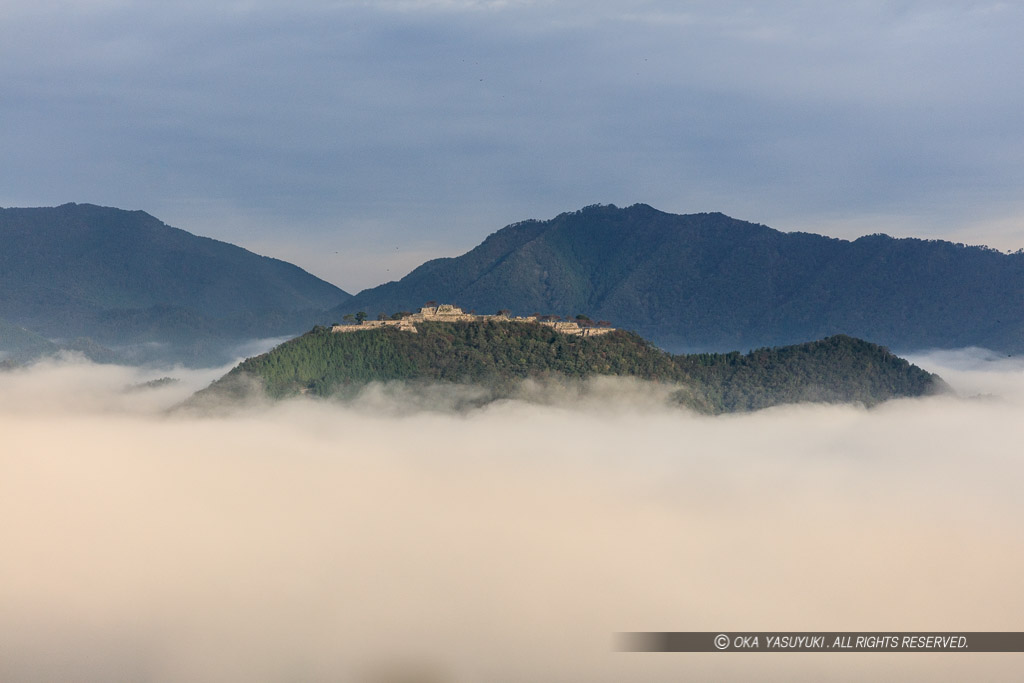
[[0, 203, 350, 364], [192, 321, 943, 413], [335, 204, 1024, 354]]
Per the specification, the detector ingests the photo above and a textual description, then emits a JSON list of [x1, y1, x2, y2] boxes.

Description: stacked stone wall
[[332, 305, 616, 337]]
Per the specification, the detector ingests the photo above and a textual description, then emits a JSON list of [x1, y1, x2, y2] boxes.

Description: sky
[[2, 352, 1024, 681], [2, 0, 1024, 291]]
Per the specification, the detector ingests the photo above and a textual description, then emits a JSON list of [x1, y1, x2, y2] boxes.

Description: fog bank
[[1, 353, 1022, 681]]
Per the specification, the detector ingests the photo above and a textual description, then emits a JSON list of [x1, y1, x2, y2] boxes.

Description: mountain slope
[[0, 203, 351, 362], [0, 316, 60, 359], [189, 321, 944, 414], [333, 204, 1024, 353]]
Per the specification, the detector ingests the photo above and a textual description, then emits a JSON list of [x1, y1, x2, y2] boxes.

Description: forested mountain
[[0, 203, 351, 364], [190, 321, 943, 414], [334, 204, 1024, 353], [7, 201, 1020, 366]]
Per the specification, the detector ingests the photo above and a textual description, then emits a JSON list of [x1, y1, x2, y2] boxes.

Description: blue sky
[[2, 0, 1023, 291]]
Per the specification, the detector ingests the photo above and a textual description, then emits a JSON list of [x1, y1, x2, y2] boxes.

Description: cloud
[[346, 0, 540, 10], [907, 347, 1024, 399], [1, 354, 1022, 680]]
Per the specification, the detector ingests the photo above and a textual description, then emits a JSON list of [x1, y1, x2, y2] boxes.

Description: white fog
[[1, 350, 1022, 681]]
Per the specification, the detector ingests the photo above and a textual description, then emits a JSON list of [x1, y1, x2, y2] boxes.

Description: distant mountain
[[187, 321, 943, 414], [0, 315, 121, 365], [333, 204, 1024, 353], [0, 316, 60, 360], [0, 203, 351, 364]]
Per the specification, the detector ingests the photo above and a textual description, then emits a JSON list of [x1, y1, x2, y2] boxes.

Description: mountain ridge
[[4, 201, 1021, 365], [0, 203, 352, 364], [336, 204, 1024, 353]]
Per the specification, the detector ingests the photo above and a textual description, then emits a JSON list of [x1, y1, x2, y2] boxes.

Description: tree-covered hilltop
[[677, 335, 946, 412], [190, 321, 944, 413]]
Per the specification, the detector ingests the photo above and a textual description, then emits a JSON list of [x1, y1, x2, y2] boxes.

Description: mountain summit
[[335, 204, 1024, 353], [0, 203, 350, 363]]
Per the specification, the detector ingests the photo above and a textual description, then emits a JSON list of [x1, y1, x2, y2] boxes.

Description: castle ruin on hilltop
[[331, 304, 615, 337]]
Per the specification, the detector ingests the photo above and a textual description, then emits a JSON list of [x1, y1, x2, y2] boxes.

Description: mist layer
[[1, 353, 1022, 681]]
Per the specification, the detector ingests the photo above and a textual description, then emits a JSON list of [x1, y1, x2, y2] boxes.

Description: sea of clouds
[[2, 350, 1023, 682]]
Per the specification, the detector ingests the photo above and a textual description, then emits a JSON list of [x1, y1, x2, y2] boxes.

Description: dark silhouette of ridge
[[334, 203, 1024, 353], [0, 203, 351, 364]]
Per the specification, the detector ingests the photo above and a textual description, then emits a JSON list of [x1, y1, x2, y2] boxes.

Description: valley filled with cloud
[[2, 351, 1022, 681]]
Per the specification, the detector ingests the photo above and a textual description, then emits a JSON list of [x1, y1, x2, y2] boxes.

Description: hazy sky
[[3, 0, 1024, 291]]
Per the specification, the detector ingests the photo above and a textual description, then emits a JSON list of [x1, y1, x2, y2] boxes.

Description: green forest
[[194, 321, 943, 413]]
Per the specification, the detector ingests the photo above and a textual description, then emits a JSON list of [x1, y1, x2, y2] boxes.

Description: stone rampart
[[332, 305, 615, 337]]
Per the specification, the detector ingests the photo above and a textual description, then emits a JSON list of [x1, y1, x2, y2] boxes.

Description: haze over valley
[[5, 2, 1024, 680], [2, 351, 1022, 681], [1, 200, 1020, 681]]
